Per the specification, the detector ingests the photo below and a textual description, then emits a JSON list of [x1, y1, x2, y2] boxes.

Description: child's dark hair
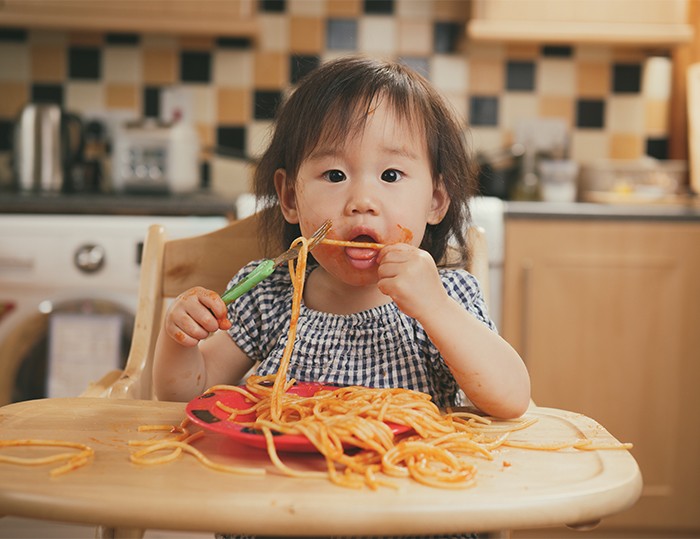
[[253, 55, 478, 267]]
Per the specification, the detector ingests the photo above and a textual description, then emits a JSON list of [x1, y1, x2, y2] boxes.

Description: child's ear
[[428, 179, 450, 225], [274, 169, 299, 224]]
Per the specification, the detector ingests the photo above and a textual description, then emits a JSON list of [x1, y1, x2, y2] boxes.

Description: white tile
[[430, 55, 468, 94], [213, 49, 253, 87], [642, 56, 672, 100], [606, 95, 644, 133], [65, 82, 105, 113], [358, 16, 397, 54], [396, 0, 433, 18], [500, 93, 539, 130], [537, 58, 575, 96], [470, 127, 507, 153], [570, 130, 610, 162], [288, 0, 326, 16], [0, 43, 29, 81], [258, 14, 289, 52], [103, 47, 141, 83], [247, 120, 274, 159], [441, 91, 468, 124], [188, 84, 216, 124]]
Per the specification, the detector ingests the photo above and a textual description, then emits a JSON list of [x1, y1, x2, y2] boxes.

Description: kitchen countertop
[[505, 199, 700, 221], [0, 190, 237, 217]]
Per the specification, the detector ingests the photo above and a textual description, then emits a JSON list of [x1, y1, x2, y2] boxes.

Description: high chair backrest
[[87, 215, 490, 401]]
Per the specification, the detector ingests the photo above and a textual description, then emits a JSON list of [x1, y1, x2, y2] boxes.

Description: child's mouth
[[345, 235, 380, 266]]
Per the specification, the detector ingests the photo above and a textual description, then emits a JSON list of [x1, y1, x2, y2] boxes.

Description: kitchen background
[[0, 0, 679, 197]]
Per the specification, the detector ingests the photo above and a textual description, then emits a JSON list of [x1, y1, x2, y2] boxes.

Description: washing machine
[[0, 214, 228, 406]]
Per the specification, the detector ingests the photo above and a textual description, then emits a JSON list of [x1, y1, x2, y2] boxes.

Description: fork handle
[[221, 259, 275, 304]]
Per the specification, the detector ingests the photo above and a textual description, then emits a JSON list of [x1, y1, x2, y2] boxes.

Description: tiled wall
[[0, 0, 673, 192]]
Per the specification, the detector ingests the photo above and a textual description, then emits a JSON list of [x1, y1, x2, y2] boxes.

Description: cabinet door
[[0, 0, 257, 37], [502, 219, 700, 533]]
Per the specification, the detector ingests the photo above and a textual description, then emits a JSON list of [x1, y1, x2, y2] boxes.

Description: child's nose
[[345, 180, 379, 215]]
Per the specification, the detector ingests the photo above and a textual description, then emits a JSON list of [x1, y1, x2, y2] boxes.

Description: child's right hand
[[164, 286, 232, 347]]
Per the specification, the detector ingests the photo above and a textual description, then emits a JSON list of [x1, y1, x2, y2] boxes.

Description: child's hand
[[164, 286, 232, 347], [376, 244, 448, 320]]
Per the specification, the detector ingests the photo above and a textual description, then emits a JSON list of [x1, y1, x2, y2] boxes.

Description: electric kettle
[[13, 104, 84, 193]]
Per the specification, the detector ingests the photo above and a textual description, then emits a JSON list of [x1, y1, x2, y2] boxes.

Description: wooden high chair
[[84, 213, 491, 402]]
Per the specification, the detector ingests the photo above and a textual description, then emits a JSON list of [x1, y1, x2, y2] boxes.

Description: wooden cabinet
[[468, 0, 694, 46], [0, 0, 257, 37], [502, 218, 700, 535]]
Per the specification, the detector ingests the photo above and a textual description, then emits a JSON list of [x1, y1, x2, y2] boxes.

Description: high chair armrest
[[80, 369, 124, 398]]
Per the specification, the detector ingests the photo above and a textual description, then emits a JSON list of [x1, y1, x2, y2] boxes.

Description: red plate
[[185, 382, 411, 453]]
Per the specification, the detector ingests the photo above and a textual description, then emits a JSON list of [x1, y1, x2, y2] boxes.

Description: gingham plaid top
[[226, 261, 496, 410]]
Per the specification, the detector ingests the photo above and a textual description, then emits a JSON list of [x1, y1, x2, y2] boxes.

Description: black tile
[[506, 61, 535, 91], [68, 47, 101, 80], [200, 160, 210, 189], [576, 99, 605, 128], [0, 119, 12, 151], [259, 0, 285, 12], [0, 27, 28, 42], [216, 126, 246, 152], [363, 0, 394, 14], [326, 19, 357, 51], [613, 63, 642, 93], [254, 90, 282, 120], [215, 36, 252, 49], [646, 137, 668, 160], [542, 45, 573, 57], [433, 22, 462, 54], [105, 33, 140, 45], [143, 86, 160, 118], [180, 51, 212, 83], [399, 57, 429, 79], [290, 55, 320, 84], [469, 96, 499, 127], [31, 84, 64, 105]]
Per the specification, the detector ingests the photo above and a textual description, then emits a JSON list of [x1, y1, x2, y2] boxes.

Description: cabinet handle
[[520, 259, 533, 362]]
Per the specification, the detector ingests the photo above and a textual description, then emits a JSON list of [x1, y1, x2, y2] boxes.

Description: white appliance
[[0, 214, 227, 406]]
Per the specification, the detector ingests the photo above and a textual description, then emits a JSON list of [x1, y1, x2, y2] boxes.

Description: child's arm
[[376, 244, 531, 419], [152, 286, 254, 402]]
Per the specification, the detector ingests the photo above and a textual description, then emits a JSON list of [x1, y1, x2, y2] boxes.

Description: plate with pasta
[[186, 382, 413, 453]]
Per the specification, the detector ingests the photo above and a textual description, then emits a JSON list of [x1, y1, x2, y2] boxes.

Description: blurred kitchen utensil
[[13, 104, 84, 193], [538, 159, 579, 203]]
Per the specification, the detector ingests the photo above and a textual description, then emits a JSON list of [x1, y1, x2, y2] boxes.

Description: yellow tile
[[254, 51, 287, 89], [398, 20, 432, 55], [577, 62, 610, 97], [290, 17, 323, 54], [0, 82, 28, 117], [142, 48, 177, 85], [609, 133, 643, 159], [327, 0, 362, 17], [196, 123, 215, 159], [217, 87, 251, 124], [644, 99, 669, 135], [67, 32, 103, 46], [538, 96, 574, 127], [31, 44, 66, 82], [468, 58, 503, 94], [105, 84, 138, 109]]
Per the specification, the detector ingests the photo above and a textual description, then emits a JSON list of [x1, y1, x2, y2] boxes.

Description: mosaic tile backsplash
[[0, 0, 673, 193]]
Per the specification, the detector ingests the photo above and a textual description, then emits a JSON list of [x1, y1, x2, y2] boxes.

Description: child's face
[[275, 99, 449, 286]]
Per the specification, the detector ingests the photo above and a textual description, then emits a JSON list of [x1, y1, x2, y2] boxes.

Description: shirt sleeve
[[440, 269, 497, 332]]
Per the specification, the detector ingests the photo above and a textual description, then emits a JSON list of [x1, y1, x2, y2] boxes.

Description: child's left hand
[[376, 243, 448, 320]]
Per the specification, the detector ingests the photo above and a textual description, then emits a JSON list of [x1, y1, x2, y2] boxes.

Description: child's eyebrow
[[308, 144, 420, 162]]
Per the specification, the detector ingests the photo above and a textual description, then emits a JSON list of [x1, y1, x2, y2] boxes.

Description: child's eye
[[323, 169, 346, 183], [381, 169, 402, 183]]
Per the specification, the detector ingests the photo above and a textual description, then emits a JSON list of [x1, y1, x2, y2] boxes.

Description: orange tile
[[0, 82, 28, 117], [468, 58, 503, 94], [31, 44, 66, 82], [506, 44, 539, 59], [611, 48, 647, 63], [644, 99, 669, 135], [289, 17, 323, 54], [196, 123, 215, 159], [538, 96, 574, 127], [609, 133, 643, 159], [327, 0, 362, 17], [433, 0, 467, 21], [178, 36, 215, 50], [217, 87, 251, 124], [254, 51, 287, 89], [67, 32, 103, 46], [105, 84, 138, 109], [142, 48, 177, 85], [577, 62, 610, 97]]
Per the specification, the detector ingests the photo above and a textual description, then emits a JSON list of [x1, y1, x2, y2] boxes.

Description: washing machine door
[[0, 298, 133, 406]]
